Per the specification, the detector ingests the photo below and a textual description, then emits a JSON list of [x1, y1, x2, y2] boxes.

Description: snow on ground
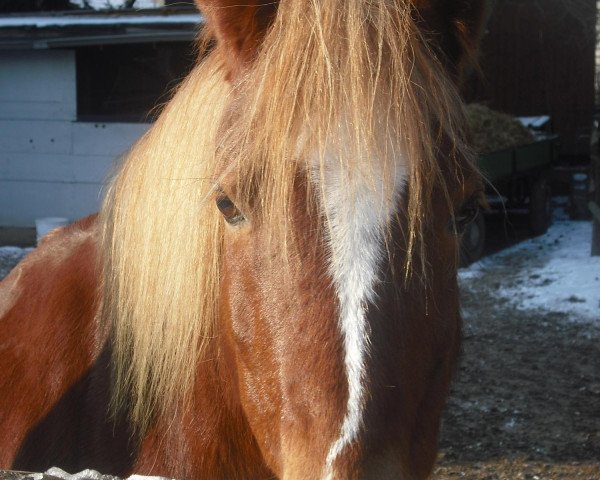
[[10, 467, 172, 480], [0, 246, 32, 280], [460, 218, 600, 323]]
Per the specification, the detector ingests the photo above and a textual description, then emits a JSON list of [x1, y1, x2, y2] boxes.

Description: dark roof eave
[[0, 29, 198, 49], [0, 10, 203, 49]]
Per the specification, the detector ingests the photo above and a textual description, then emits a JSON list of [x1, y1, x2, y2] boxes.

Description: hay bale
[[466, 103, 534, 154]]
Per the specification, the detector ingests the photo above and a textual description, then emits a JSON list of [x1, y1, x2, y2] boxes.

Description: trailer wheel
[[530, 178, 551, 236], [459, 210, 485, 267]]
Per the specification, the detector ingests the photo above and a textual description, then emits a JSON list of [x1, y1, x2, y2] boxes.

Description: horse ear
[[195, 1, 279, 80], [413, 0, 490, 79]]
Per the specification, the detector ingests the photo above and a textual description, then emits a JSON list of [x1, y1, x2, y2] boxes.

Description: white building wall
[[0, 50, 76, 121], [0, 49, 148, 227]]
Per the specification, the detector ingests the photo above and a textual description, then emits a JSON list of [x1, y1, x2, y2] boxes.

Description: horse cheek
[[219, 229, 285, 472]]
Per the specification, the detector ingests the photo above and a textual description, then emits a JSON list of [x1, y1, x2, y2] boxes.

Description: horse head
[[102, 1, 488, 478]]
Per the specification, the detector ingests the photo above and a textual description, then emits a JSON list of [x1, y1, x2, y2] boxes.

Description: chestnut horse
[[0, 1, 486, 478]]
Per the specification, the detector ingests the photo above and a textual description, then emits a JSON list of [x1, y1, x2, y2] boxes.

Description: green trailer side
[[478, 149, 513, 181], [478, 134, 559, 183], [460, 134, 558, 266]]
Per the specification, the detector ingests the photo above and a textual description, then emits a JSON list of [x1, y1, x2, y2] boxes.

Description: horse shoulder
[[0, 215, 101, 467]]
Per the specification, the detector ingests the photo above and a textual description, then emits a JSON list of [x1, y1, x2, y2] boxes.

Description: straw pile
[[466, 103, 534, 154]]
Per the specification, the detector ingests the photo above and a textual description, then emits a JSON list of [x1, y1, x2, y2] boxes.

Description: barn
[[0, 6, 200, 243], [464, 0, 596, 160]]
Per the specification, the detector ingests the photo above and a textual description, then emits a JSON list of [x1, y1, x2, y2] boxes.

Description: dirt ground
[[434, 247, 600, 479]]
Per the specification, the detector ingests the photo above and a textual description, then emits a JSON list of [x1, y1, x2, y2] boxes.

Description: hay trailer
[[460, 131, 559, 265]]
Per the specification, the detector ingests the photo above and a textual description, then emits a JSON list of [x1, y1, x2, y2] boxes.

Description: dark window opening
[[76, 41, 196, 123]]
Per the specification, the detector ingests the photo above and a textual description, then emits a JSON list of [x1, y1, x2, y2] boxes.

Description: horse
[[0, 1, 487, 478]]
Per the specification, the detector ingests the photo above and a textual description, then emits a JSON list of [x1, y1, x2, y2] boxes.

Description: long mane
[[101, 58, 228, 428], [102, 0, 474, 429]]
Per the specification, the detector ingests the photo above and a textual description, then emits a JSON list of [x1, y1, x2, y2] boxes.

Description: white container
[[35, 217, 69, 245]]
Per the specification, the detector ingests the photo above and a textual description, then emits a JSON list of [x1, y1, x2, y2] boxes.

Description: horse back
[[0, 215, 135, 475]]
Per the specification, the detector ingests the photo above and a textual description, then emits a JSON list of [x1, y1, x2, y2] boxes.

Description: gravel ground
[[435, 218, 600, 479]]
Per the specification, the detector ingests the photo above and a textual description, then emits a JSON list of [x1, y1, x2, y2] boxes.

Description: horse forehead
[[310, 144, 408, 227]]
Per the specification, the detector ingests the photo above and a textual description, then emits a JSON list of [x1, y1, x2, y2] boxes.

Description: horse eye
[[451, 199, 480, 234], [216, 194, 245, 225]]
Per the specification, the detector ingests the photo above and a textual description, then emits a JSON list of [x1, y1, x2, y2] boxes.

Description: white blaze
[[313, 156, 406, 479]]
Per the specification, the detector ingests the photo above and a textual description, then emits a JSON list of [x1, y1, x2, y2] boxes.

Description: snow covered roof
[[0, 13, 202, 28], [0, 9, 203, 49]]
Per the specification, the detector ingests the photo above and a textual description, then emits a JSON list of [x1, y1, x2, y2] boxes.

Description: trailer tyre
[[459, 210, 485, 267], [530, 178, 551, 236]]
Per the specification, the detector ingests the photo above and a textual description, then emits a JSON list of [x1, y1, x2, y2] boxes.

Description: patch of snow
[[71, 0, 165, 8], [0, 246, 33, 279], [518, 115, 551, 129], [40, 468, 174, 480], [45, 468, 115, 480], [460, 219, 600, 323], [503, 417, 518, 432]]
